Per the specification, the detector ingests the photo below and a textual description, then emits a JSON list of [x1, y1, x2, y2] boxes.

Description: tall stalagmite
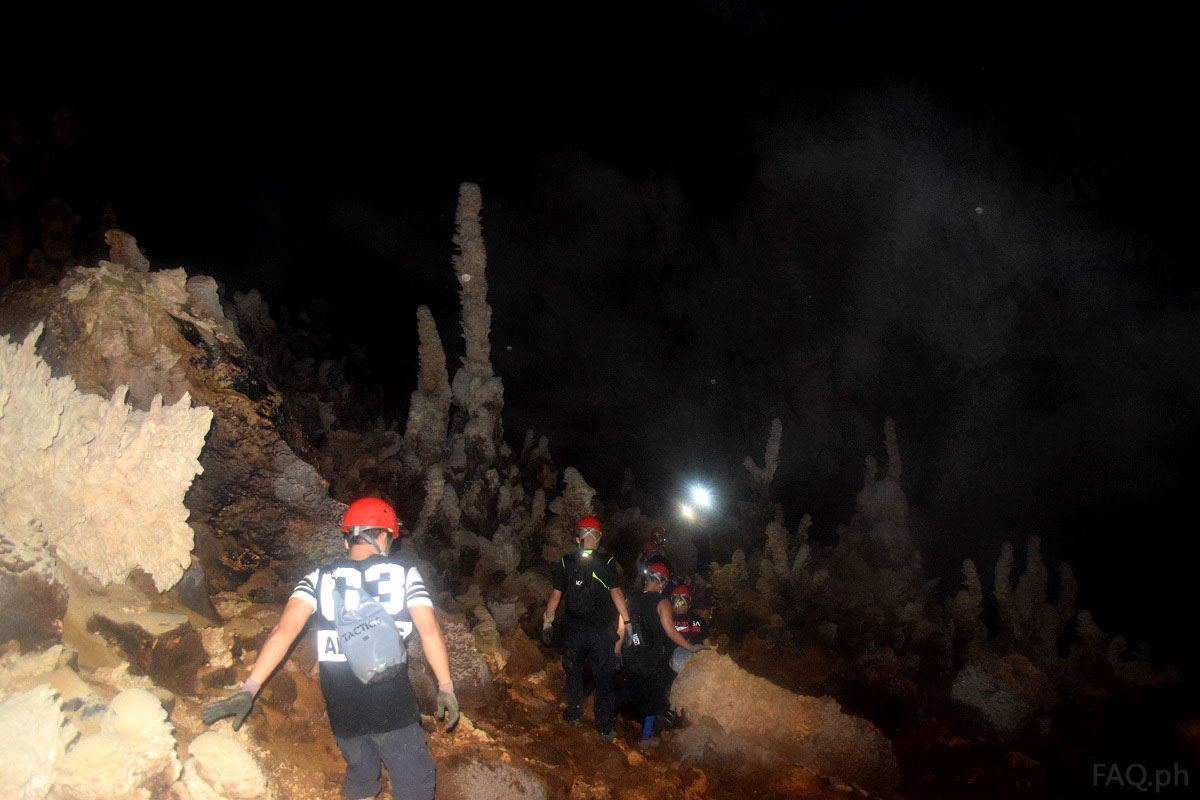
[[405, 305, 451, 465], [743, 418, 782, 500], [449, 183, 504, 467]]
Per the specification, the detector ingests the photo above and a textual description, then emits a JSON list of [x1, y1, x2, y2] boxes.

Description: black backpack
[[622, 593, 664, 661], [563, 553, 609, 615]]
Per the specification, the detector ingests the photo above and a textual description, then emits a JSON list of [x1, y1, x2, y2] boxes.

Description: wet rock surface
[[88, 610, 206, 696]]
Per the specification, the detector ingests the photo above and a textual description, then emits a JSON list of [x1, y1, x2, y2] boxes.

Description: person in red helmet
[[203, 497, 456, 800], [633, 525, 677, 589], [542, 515, 632, 741], [668, 585, 714, 670], [619, 562, 707, 751]]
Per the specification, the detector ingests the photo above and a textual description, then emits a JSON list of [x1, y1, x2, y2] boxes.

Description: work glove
[[436, 683, 460, 732], [202, 690, 254, 731], [541, 613, 554, 645]]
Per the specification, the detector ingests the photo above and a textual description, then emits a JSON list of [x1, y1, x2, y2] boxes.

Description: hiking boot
[[565, 718, 582, 727], [598, 729, 615, 742], [638, 737, 659, 754]]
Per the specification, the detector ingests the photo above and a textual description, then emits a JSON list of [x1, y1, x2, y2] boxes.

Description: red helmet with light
[[577, 516, 603, 537], [645, 563, 670, 584], [341, 497, 400, 538]]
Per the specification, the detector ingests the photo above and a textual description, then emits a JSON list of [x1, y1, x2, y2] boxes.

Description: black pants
[[335, 723, 435, 800], [618, 655, 671, 718], [563, 624, 617, 732]]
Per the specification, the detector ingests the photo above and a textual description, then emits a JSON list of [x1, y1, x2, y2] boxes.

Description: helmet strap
[[346, 526, 387, 555]]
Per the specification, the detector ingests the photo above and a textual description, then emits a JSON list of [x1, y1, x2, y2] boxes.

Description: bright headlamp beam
[[679, 503, 696, 522], [691, 486, 713, 508]]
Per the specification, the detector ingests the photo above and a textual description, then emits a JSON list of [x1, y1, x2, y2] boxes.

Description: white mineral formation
[[0, 686, 77, 800], [181, 731, 269, 800], [0, 324, 211, 590], [50, 688, 181, 800]]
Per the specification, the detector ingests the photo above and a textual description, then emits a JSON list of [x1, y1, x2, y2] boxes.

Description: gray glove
[[436, 690, 460, 732], [541, 613, 554, 645], [202, 691, 254, 730]]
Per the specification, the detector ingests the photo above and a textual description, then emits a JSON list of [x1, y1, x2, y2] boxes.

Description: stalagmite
[[104, 229, 150, 273], [404, 305, 451, 465], [449, 183, 504, 468], [743, 418, 782, 498]]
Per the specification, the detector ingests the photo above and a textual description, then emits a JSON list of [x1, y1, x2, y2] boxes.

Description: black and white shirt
[[291, 554, 432, 738]]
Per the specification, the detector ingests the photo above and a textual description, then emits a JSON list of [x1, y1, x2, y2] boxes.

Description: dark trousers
[[563, 624, 617, 732], [335, 722, 435, 800], [618, 655, 671, 719]]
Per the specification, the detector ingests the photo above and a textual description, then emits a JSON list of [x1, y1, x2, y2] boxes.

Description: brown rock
[[436, 753, 564, 800], [0, 537, 68, 648], [669, 650, 899, 794], [409, 609, 495, 711], [260, 672, 297, 710], [89, 610, 206, 695], [171, 558, 220, 623], [498, 629, 543, 681], [104, 229, 151, 272]]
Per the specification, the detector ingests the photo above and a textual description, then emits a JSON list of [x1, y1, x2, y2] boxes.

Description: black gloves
[[436, 689, 460, 732], [201, 690, 254, 731]]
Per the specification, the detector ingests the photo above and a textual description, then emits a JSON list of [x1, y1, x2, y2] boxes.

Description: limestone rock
[[0, 322, 211, 591], [437, 753, 561, 800], [0, 645, 88, 704], [88, 610, 206, 695], [408, 608, 494, 712], [0, 524, 68, 648], [181, 731, 269, 800], [951, 654, 1050, 737], [104, 229, 150, 273], [51, 688, 180, 800], [174, 559, 220, 623], [0, 261, 344, 578], [0, 686, 77, 800], [668, 650, 899, 793]]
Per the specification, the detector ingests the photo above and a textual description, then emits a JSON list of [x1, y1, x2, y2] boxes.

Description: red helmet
[[341, 497, 399, 538], [670, 585, 692, 599], [577, 516, 603, 536], [670, 584, 692, 611], [641, 539, 659, 554], [645, 563, 670, 584], [651, 525, 667, 545]]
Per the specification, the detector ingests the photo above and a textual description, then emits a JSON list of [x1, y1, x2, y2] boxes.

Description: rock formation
[[669, 650, 899, 793], [1, 322, 210, 592], [0, 260, 345, 578]]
